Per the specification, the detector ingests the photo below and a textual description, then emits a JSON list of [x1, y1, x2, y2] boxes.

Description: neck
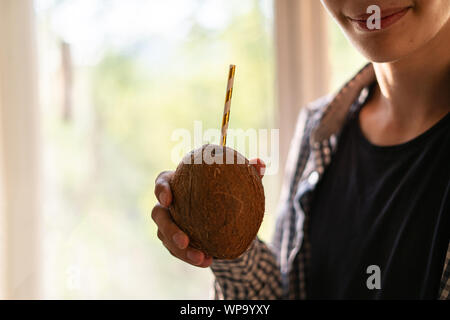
[[372, 22, 450, 127]]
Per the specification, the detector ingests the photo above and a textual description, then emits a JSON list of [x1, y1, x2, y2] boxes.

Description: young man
[[152, 0, 450, 299]]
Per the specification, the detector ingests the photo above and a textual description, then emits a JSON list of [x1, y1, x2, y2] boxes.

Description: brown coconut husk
[[168, 144, 265, 260]]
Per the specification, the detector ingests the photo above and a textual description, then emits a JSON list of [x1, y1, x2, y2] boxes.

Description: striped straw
[[220, 64, 236, 146]]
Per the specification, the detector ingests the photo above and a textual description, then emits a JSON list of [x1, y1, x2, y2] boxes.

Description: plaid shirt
[[210, 63, 450, 300]]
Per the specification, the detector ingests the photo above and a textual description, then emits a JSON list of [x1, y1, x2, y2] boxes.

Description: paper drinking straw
[[220, 64, 236, 146]]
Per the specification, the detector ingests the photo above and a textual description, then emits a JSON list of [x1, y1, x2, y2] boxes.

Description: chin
[[354, 43, 410, 63], [346, 30, 420, 63]]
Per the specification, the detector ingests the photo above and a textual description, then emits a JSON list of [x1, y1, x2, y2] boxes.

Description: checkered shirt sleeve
[[210, 105, 315, 300]]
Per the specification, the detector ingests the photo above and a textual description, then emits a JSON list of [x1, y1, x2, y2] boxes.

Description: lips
[[347, 6, 412, 31]]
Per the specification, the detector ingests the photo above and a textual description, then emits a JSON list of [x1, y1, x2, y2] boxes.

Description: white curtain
[[0, 0, 41, 299], [275, 0, 330, 175]]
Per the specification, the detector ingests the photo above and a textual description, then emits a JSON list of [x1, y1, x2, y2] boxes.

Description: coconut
[[168, 144, 265, 260]]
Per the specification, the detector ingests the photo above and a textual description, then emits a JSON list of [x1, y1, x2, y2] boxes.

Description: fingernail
[[187, 250, 202, 264], [160, 192, 168, 206], [172, 232, 187, 249]]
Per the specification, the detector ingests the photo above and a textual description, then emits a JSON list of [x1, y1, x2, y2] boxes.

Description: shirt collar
[[310, 63, 376, 145]]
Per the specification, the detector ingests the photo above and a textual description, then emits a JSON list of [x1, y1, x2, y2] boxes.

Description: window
[[35, 0, 275, 299], [1, 0, 368, 299]]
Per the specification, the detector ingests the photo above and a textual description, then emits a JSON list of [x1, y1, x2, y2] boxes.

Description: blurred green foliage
[[39, 0, 275, 299], [328, 18, 368, 92]]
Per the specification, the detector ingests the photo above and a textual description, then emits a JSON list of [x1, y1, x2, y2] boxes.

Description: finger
[[151, 204, 189, 249], [198, 255, 213, 268], [249, 158, 266, 178], [154, 171, 174, 207], [156, 221, 210, 267], [160, 237, 209, 268]]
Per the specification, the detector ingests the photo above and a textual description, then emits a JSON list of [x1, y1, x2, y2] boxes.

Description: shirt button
[[308, 171, 319, 185]]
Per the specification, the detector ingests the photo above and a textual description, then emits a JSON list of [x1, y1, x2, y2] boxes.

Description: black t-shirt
[[307, 96, 450, 299]]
